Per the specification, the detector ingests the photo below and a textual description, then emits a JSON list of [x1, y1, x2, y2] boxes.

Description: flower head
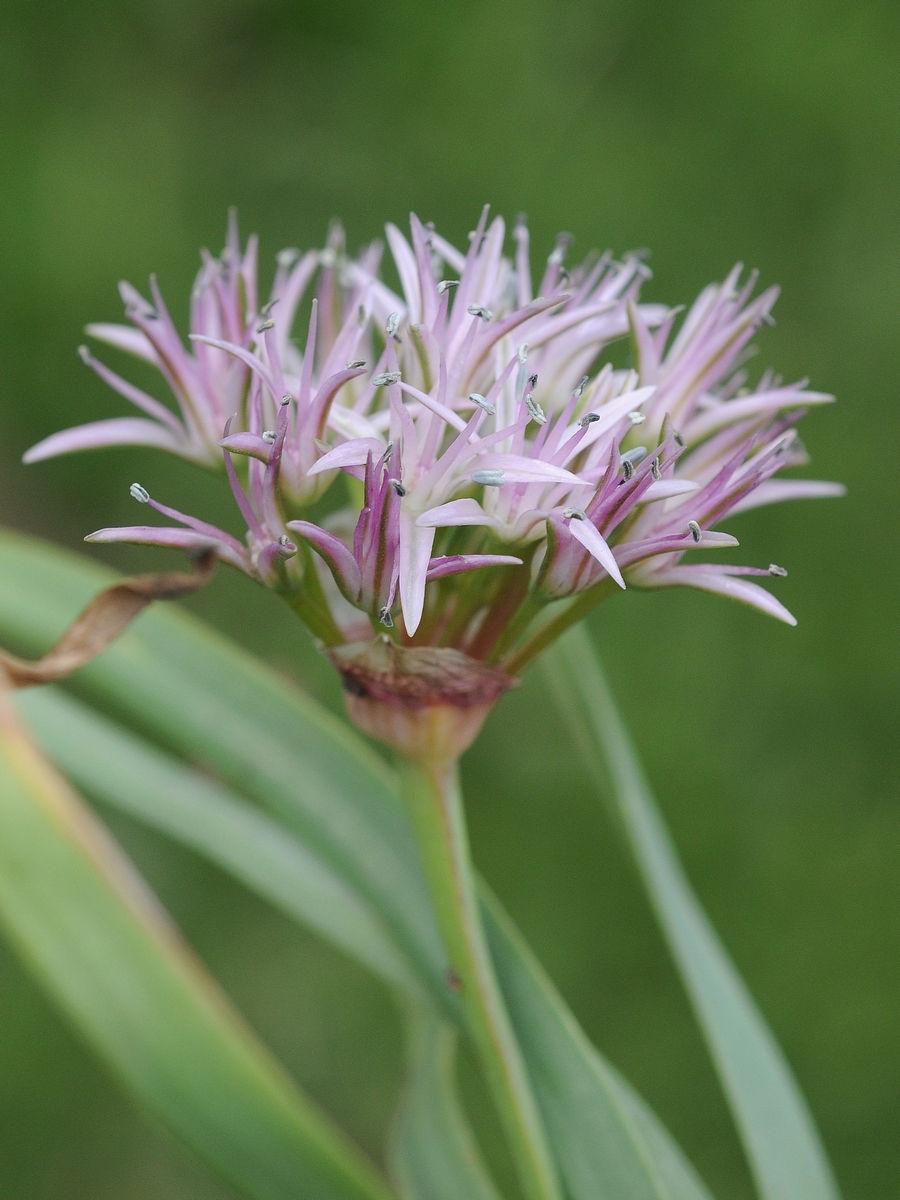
[[50, 208, 839, 688]]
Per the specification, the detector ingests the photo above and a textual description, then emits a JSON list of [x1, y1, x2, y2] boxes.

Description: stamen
[[578, 412, 601, 427], [386, 312, 401, 339], [526, 395, 547, 426], [469, 393, 496, 416], [437, 279, 459, 293], [383, 441, 394, 463], [130, 483, 150, 504], [372, 371, 401, 387], [687, 520, 702, 542], [768, 564, 788, 577], [574, 375, 589, 398], [674, 431, 685, 447], [281, 394, 292, 406], [260, 298, 280, 315], [346, 359, 367, 369], [389, 479, 407, 497], [256, 320, 276, 334], [621, 446, 647, 466], [277, 535, 296, 552], [472, 469, 505, 487], [628, 411, 646, 425], [547, 233, 572, 266], [379, 607, 394, 628], [651, 457, 661, 481], [277, 248, 299, 268], [622, 460, 635, 481], [517, 344, 528, 365], [262, 430, 276, 443], [467, 304, 493, 321], [562, 507, 585, 520]]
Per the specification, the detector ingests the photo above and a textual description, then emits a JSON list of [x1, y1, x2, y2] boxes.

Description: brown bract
[[0, 550, 216, 689], [328, 639, 517, 765]]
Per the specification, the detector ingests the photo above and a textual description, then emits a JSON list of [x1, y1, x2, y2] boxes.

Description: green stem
[[400, 759, 561, 1200]]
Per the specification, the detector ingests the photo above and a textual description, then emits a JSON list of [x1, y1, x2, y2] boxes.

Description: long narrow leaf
[[0, 685, 395, 1200], [0, 529, 449, 1009], [13, 636, 722, 1199], [389, 1009, 503, 1200], [482, 888, 714, 1200], [16, 686, 425, 1001], [544, 626, 840, 1200]]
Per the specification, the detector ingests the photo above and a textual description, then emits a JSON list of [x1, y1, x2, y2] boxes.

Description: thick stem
[[400, 759, 561, 1200]]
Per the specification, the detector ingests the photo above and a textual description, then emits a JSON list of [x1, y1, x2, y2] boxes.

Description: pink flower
[[61, 208, 840, 664]]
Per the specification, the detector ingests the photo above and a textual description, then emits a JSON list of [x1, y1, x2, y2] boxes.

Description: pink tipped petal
[[219, 432, 272, 463], [86, 323, 160, 364], [641, 479, 700, 501], [23, 418, 193, 464], [728, 479, 846, 515], [398, 513, 436, 635], [84, 525, 248, 573], [287, 520, 362, 602], [685, 387, 834, 443], [189, 334, 278, 399], [566, 519, 626, 588], [415, 499, 501, 529], [475, 454, 589, 486], [307, 438, 385, 476], [641, 564, 797, 625], [426, 554, 523, 581]]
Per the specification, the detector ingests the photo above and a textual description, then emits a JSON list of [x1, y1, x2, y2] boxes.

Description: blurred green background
[[0, 1, 897, 1197]]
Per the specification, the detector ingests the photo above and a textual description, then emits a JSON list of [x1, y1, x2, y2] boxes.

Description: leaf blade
[[545, 626, 840, 1200], [0, 687, 395, 1200]]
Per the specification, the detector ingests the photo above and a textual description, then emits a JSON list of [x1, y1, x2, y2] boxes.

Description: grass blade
[[0, 684, 395, 1200], [544, 626, 840, 1200], [389, 1010, 503, 1200]]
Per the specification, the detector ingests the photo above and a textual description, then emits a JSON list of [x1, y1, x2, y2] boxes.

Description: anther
[[346, 359, 367, 369], [674, 431, 685, 447], [621, 446, 647, 466], [383, 441, 394, 463], [651, 457, 661, 481], [372, 371, 401, 387], [130, 483, 150, 504], [472, 469, 505, 487], [389, 479, 407, 497], [687, 520, 702, 542], [525, 396, 547, 426], [386, 312, 401, 338], [628, 411, 646, 425], [562, 507, 585, 520], [574, 375, 589, 398], [469, 393, 496, 416], [277, 535, 296, 551], [622, 460, 635, 481], [436, 279, 459, 293], [256, 320, 276, 333], [262, 430, 276, 443], [260, 298, 280, 315], [467, 304, 493, 321], [281, 394, 292, 406], [277, 248, 300, 268], [578, 412, 601, 427], [379, 607, 394, 628], [768, 563, 788, 577], [517, 344, 528, 364]]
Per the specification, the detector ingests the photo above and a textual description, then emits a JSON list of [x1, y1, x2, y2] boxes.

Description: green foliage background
[[0, 2, 896, 1196]]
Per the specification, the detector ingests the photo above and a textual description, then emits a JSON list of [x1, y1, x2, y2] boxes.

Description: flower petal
[[23, 418, 195, 464], [566, 519, 626, 588]]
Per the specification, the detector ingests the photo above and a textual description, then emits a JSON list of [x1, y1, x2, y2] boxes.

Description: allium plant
[[0, 209, 844, 1200]]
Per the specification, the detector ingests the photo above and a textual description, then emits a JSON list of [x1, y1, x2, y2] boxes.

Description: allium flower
[[23, 214, 375, 474], [50, 208, 840, 684]]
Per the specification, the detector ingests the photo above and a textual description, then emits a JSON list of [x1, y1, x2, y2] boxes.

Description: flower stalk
[[400, 755, 562, 1200]]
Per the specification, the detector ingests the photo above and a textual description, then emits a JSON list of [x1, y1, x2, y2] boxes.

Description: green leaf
[[0, 529, 449, 1009], [23, 686, 719, 1200], [16, 686, 425, 1002], [544, 626, 840, 1200], [482, 889, 715, 1200], [0, 687, 395, 1200], [1, 530, 720, 1198], [389, 1009, 503, 1200]]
